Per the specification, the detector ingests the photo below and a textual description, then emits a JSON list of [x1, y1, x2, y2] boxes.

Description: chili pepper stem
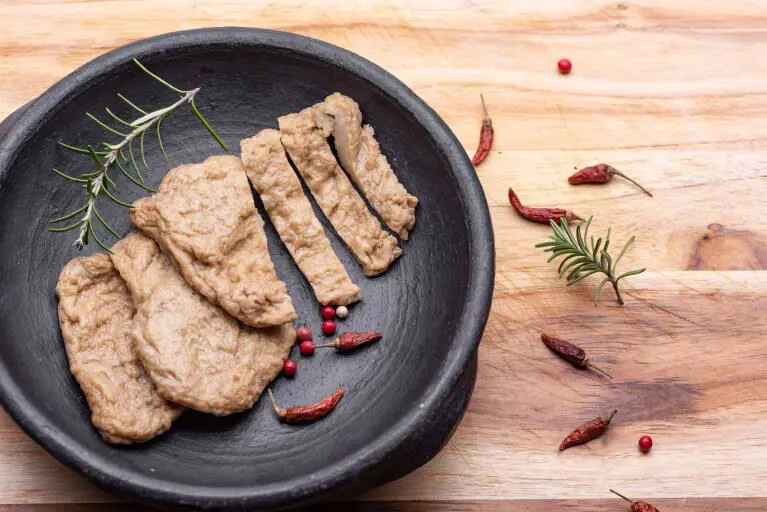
[[612, 170, 653, 197], [266, 389, 285, 416], [609, 489, 633, 503], [314, 337, 339, 349], [604, 409, 618, 426], [587, 362, 613, 379], [480, 93, 491, 125]]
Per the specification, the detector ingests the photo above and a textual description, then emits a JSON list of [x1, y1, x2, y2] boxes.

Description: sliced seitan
[[314, 93, 418, 240], [279, 108, 402, 276], [240, 129, 361, 306], [131, 154, 296, 328], [111, 232, 296, 416], [56, 254, 181, 444]]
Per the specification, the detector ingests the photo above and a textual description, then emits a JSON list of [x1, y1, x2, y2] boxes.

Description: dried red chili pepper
[[559, 409, 617, 451], [316, 331, 383, 352], [508, 187, 582, 224], [541, 333, 612, 378], [267, 388, 344, 424], [609, 489, 660, 512], [569, 164, 653, 197], [471, 94, 493, 166]]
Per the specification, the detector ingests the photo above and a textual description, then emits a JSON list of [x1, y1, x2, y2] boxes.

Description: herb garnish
[[535, 217, 645, 305], [48, 59, 227, 252]]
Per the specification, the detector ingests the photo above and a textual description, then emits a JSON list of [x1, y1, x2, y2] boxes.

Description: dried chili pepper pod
[[569, 164, 653, 197], [609, 489, 661, 512], [509, 187, 582, 224], [471, 94, 494, 166], [316, 331, 383, 352], [559, 409, 617, 451], [267, 388, 344, 424], [541, 333, 612, 378]]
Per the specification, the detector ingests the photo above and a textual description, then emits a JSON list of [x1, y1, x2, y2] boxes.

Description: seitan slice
[[111, 232, 296, 416], [56, 254, 181, 444], [314, 93, 418, 240], [279, 108, 402, 276], [241, 129, 361, 306], [131, 155, 295, 328]]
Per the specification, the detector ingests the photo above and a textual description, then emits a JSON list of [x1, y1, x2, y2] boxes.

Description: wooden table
[[1, 0, 766, 510]]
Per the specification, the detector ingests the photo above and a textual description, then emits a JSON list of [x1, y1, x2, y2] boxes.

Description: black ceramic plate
[[0, 28, 493, 509]]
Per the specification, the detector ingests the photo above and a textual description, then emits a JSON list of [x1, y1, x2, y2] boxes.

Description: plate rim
[[0, 27, 495, 508]]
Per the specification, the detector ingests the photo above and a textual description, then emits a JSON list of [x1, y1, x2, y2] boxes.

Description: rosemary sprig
[[49, 58, 228, 251], [535, 217, 646, 306]]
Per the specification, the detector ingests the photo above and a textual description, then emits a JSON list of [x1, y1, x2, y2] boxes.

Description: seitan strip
[[111, 232, 296, 416], [314, 93, 418, 240], [131, 155, 296, 328], [56, 254, 181, 443], [241, 129, 361, 306], [279, 108, 402, 276]]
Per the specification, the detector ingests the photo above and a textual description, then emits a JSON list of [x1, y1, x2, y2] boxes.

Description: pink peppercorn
[[299, 340, 315, 357], [321, 320, 337, 335], [557, 58, 572, 75], [297, 326, 312, 342], [283, 359, 297, 377], [321, 306, 336, 320], [638, 435, 653, 453]]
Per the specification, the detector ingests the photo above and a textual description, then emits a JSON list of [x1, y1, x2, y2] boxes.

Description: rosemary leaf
[[617, 268, 646, 282], [536, 217, 645, 306], [613, 236, 635, 271], [48, 219, 86, 233], [601, 251, 612, 275], [576, 222, 585, 249], [140, 130, 149, 170], [128, 139, 143, 183], [52, 168, 88, 183], [156, 114, 169, 162], [557, 253, 581, 275], [86, 145, 105, 166], [102, 187, 134, 209], [190, 98, 228, 151], [591, 237, 602, 261], [560, 256, 591, 277], [132, 58, 186, 94], [50, 204, 89, 224], [547, 250, 570, 263], [88, 222, 113, 254], [116, 158, 157, 193], [93, 207, 121, 239], [594, 278, 611, 306], [103, 172, 117, 189], [59, 141, 109, 156], [567, 269, 601, 286], [80, 170, 103, 179], [86, 112, 128, 137], [117, 93, 148, 115], [105, 107, 133, 128]]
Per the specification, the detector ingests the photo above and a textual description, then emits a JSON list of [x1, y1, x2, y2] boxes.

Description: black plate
[[0, 28, 494, 509]]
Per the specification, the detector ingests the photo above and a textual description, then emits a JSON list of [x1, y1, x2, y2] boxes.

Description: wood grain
[[3, 501, 767, 512], [0, 0, 765, 509], [689, 223, 767, 270]]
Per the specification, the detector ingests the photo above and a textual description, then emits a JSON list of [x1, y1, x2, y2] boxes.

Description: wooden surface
[[1, 0, 766, 510]]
